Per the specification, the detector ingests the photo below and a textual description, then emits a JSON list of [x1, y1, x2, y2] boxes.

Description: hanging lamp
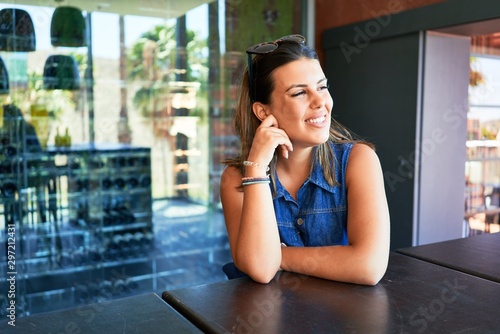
[[0, 8, 36, 52], [0, 57, 9, 94], [50, 5, 87, 47], [43, 55, 80, 90]]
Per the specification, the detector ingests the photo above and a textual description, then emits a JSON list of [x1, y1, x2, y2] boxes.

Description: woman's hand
[[247, 115, 293, 168]]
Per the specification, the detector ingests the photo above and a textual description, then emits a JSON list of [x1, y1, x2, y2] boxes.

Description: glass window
[[0, 0, 305, 316], [466, 33, 500, 235]]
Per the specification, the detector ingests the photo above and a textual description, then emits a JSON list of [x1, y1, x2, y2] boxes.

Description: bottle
[[101, 177, 112, 190], [3, 145, 17, 158], [124, 232, 139, 251], [75, 283, 90, 303], [55, 127, 62, 147], [128, 176, 139, 188], [133, 232, 146, 255], [142, 231, 154, 251], [76, 178, 88, 192], [69, 157, 81, 170], [87, 247, 101, 263], [125, 278, 139, 292], [73, 248, 87, 266], [87, 281, 100, 299], [115, 204, 134, 224], [64, 127, 72, 147], [0, 161, 11, 174], [108, 209, 122, 225], [117, 156, 127, 167], [1, 180, 17, 197], [103, 238, 118, 261], [103, 213, 113, 226], [113, 279, 126, 295], [104, 249, 117, 262], [116, 234, 131, 258], [113, 177, 126, 190], [59, 252, 73, 268], [100, 280, 113, 299], [0, 136, 9, 145], [139, 156, 150, 167], [139, 174, 151, 188]]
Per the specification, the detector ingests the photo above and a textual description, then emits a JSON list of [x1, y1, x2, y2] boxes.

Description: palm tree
[[126, 23, 208, 136], [126, 21, 208, 199]]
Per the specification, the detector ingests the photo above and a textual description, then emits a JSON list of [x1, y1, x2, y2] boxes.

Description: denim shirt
[[272, 142, 353, 247]]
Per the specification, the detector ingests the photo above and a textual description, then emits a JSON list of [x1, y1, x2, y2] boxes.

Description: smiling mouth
[[305, 115, 326, 124]]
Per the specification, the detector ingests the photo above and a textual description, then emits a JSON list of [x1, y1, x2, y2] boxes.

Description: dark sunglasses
[[246, 34, 306, 102], [246, 34, 306, 55]]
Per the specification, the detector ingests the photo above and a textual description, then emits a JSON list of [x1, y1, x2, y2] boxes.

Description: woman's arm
[[280, 143, 390, 285], [221, 114, 293, 283], [220, 166, 281, 283]]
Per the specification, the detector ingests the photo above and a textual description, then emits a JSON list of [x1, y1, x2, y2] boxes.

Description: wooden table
[[0, 293, 202, 334], [397, 232, 500, 283], [162, 253, 500, 333]]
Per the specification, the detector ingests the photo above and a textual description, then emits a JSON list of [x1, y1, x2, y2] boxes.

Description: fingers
[[254, 115, 293, 160], [281, 144, 290, 159], [267, 116, 293, 155], [260, 114, 279, 128]]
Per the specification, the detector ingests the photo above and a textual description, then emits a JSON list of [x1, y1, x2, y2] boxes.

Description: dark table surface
[[397, 232, 500, 283], [1, 293, 202, 334], [162, 252, 500, 334]]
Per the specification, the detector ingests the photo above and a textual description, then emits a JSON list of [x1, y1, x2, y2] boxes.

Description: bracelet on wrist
[[243, 160, 270, 172], [241, 176, 270, 186], [242, 176, 269, 181]]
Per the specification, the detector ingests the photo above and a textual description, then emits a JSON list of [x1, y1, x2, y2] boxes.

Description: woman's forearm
[[280, 243, 389, 286], [235, 184, 282, 283]]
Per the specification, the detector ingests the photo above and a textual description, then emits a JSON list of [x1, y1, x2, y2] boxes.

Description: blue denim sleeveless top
[[273, 142, 353, 247]]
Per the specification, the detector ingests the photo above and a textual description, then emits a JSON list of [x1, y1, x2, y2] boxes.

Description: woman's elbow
[[354, 252, 389, 286], [248, 270, 277, 284], [242, 263, 279, 284], [358, 268, 385, 286], [234, 256, 279, 284]]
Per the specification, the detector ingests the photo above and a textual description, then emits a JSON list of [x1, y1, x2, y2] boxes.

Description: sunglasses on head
[[246, 34, 306, 102], [246, 34, 306, 55]]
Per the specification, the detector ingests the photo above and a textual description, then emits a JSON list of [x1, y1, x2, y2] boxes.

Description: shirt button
[[297, 218, 304, 225]]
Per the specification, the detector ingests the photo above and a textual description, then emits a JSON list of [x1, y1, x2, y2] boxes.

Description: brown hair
[[223, 40, 371, 188]]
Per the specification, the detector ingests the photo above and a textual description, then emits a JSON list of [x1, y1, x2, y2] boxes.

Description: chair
[[222, 262, 248, 280]]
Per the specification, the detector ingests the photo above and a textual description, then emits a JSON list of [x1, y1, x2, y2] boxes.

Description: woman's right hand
[[247, 115, 293, 169]]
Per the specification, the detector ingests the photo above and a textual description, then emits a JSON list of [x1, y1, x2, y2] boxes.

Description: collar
[[273, 152, 337, 199]]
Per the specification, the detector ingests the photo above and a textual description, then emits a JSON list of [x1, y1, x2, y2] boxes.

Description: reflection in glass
[[466, 33, 500, 235]]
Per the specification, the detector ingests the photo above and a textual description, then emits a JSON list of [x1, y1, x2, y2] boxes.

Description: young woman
[[220, 35, 390, 285]]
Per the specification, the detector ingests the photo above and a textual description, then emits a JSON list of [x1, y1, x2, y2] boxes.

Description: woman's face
[[266, 58, 333, 149]]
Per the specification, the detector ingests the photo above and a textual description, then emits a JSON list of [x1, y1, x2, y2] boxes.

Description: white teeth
[[306, 116, 325, 123]]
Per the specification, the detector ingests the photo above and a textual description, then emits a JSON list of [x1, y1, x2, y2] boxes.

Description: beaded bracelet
[[241, 176, 270, 186], [243, 160, 270, 172]]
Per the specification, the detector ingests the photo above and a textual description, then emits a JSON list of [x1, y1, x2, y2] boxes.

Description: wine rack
[[0, 108, 153, 316]]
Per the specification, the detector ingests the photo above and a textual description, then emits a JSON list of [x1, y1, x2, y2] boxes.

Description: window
[[466, 33, 500, 234], [0, 0, 305, 316]]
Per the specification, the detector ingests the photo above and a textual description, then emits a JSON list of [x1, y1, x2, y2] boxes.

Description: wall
[[320, 0, 500, 247], [314, 0, 446, 63]]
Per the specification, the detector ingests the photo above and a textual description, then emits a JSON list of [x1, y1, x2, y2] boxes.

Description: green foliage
[[126, 22, 209, 121], [481, 127, 498, 140], [226, 0, 297, 54], [7, 69, 75, 121]]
